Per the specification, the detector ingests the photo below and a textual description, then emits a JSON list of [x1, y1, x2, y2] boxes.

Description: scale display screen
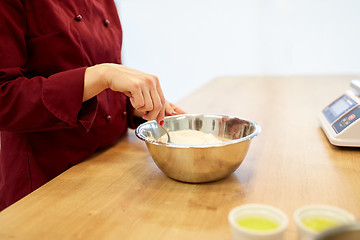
[[322, 94, 357, 123]]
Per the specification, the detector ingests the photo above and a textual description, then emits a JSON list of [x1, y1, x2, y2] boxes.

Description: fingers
[[128, 87, 144, 110], [165, 101, 187, 116], [104, 64, 166, 123], [128, 75, 165, 124], [153, 77, 165, 124], [171, 103, 186, 114], [133, 109, 145, 118], [165, 101, 175, 116], [136, 88, 153, 112], [142, 85, 163, 122]]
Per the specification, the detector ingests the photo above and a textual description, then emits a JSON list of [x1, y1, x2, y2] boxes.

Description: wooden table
[[1, 76, 360, 239]]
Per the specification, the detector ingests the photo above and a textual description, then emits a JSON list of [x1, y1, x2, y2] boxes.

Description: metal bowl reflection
[[135, 114, 261, 183]]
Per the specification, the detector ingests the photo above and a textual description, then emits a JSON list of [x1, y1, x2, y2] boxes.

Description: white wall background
[[115, 0, 360, 102]]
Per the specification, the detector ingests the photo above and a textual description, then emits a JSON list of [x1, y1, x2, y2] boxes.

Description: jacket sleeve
[[0, 1, 97, 132]]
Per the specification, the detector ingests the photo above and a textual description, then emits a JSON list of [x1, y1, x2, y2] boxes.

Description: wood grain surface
[[0, 75, 360, 240]]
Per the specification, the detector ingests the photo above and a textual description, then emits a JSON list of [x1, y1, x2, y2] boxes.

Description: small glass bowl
[[228, 204, 289, 240]]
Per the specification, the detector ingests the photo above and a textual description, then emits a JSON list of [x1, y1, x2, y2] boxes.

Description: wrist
[[90, 64, 110, 89], [83, 64, 109, 101]]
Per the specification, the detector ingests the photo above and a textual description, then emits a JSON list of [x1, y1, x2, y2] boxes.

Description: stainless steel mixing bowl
[[135, 114, 261, 183], [315, 223, 360, 240]]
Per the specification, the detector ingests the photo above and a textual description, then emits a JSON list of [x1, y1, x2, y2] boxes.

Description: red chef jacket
[[0, 0, 138, 210]]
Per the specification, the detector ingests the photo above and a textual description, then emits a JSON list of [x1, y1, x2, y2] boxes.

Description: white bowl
[[228, 204, 289, 240], [294, 205, 356, 240]]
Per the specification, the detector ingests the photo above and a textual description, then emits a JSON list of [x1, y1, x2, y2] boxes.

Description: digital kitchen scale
[[318, 79, 360, 147]]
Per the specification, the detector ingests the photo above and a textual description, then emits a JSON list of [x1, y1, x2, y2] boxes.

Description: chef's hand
[[84, 63, 165, 125]]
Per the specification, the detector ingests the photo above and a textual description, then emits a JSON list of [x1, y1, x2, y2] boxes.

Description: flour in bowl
[[158, 129, 227, 145]]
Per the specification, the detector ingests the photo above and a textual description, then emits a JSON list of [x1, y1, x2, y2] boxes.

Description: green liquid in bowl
[[236, 216, 280, 232], [302, 216, 341, 232]]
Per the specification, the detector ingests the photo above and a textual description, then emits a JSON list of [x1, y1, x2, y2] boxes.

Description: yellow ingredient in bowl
[[236, 216, 280, 232], [302, 216, 341, 232]]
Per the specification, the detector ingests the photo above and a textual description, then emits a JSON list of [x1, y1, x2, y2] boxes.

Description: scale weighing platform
[[318, 79, 360, 147]]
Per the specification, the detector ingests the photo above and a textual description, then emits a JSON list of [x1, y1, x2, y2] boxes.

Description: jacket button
[[104, 19, 110, 27], [105, 115, 112, 122], [75, 15, 83, 22]]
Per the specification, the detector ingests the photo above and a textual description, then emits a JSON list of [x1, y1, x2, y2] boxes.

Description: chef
[[0, 0, 185, 210]]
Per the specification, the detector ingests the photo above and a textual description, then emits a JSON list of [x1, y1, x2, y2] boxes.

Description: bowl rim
[[135, 113, 261, 148]]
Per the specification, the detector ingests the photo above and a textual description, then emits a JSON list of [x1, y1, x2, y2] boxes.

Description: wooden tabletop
[[1, 76, 360, 240]]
